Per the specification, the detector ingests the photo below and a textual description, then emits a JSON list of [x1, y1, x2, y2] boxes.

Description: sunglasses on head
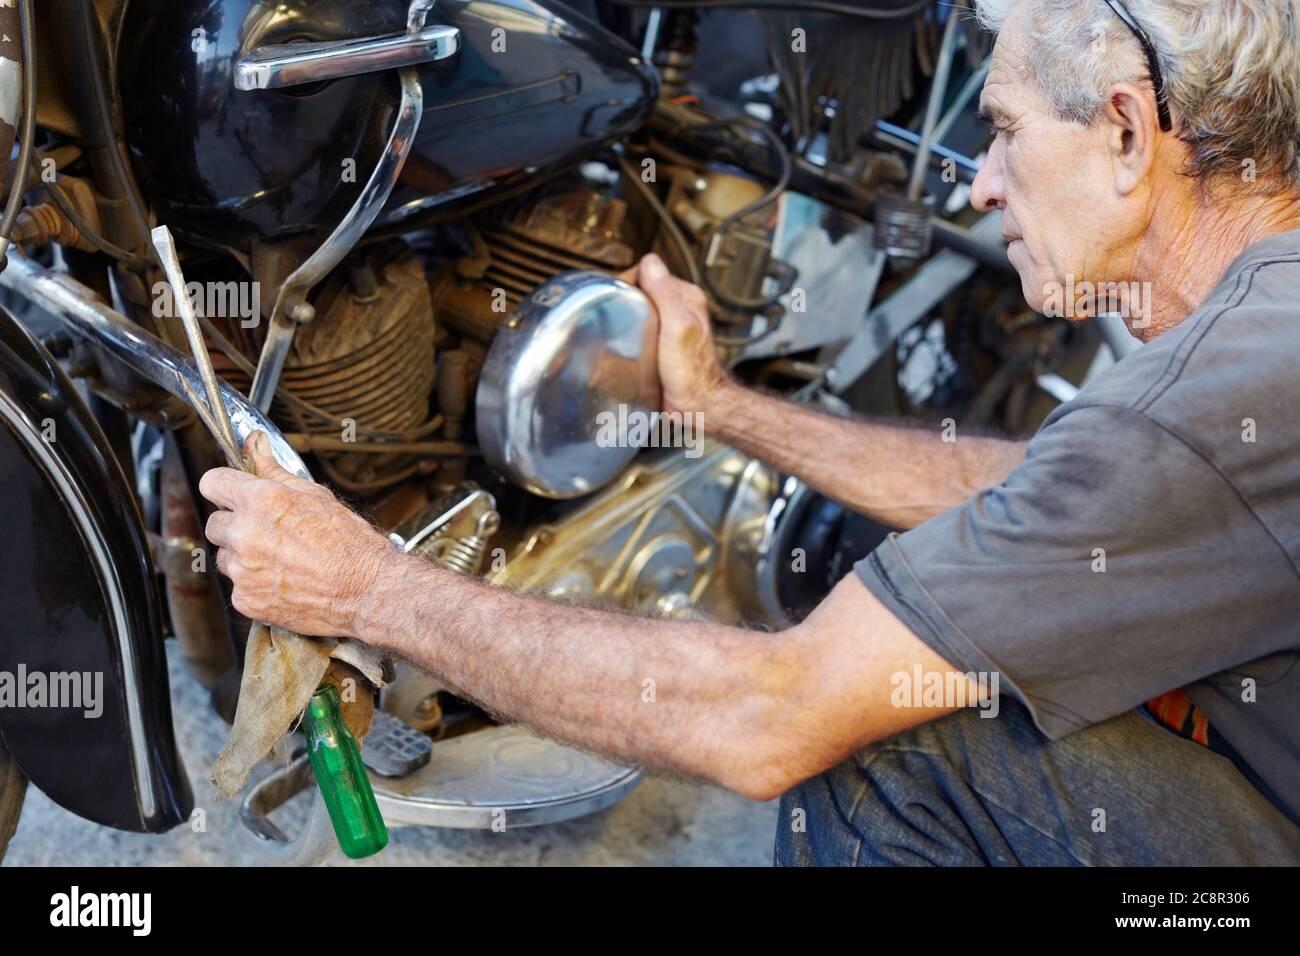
[[1102, 0, 1173, 131]]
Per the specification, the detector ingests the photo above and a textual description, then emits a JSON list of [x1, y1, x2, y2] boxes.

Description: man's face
[[970, 4, 1130, 315]]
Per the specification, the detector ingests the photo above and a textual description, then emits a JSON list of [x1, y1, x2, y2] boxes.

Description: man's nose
[[969, 147, 1004, 212]]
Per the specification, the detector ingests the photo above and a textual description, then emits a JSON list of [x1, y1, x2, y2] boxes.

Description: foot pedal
[[362, 709, 433, 778]]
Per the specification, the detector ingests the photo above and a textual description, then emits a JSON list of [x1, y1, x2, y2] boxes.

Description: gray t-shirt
[[856, 227, 1300, 822]]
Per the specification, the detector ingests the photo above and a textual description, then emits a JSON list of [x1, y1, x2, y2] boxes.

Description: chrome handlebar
[[233, 23, 459, 92]]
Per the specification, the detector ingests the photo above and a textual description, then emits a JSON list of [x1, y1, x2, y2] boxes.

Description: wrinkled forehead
[[980, 5, 1038, 117]]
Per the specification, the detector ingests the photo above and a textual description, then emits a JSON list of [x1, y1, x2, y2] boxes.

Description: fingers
[[636, 253, 708, 320], [205, 509, 234, 547], [244, 431, 334, 499], [624, 253, 710, 324], [198, 466, 260, 511], [215, 546, 236, 579], [200, 434, 295, 513], [245, 431, 294, 484]]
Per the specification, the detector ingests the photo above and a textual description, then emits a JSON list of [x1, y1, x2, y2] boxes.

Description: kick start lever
[[151, 225, 389, 859]]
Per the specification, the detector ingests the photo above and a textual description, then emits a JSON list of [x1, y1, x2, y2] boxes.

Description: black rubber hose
[[690, 115, 795, 315], [0, 0, 39, 263], [74, 0, 163, 273]]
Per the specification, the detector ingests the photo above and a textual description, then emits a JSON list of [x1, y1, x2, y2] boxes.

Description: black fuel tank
[[119, 0, 657, 250]]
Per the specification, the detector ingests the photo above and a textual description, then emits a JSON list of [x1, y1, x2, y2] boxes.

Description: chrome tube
[[233, 24, 459, 92], [907, 6, 963, 201], [247, 0, 432, 412], [248, 66, 425, 411], [0, 251, 312, 480]]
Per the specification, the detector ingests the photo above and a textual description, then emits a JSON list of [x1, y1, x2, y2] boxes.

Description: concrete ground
[[4, 643, 778, 867]]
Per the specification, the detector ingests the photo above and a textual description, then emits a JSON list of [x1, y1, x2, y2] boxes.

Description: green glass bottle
[[302, 683, 389, 859]]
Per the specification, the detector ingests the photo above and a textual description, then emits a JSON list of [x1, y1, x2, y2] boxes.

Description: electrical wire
[[31, 153, 154, 269], [600, 0, 936, 20], [0, 0, 38, 264], [75, 0, 163, 276], [686, 115, 794, 315], [615, 152, 701, 285], [624, 115, 794, 345]]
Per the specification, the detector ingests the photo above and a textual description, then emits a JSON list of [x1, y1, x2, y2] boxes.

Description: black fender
[[0, 305, 192, 832]]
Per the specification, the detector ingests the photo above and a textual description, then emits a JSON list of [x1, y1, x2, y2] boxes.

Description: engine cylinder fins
[[208, 249, 438, 490], [430, 186, 637, 343], [477, 188, 637, 302]]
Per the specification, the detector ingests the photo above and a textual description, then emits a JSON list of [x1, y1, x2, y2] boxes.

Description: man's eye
[[978, 112, 1013, 141]]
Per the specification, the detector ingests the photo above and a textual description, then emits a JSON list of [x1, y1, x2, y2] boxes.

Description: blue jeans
[[774, 698, 1300, 865]]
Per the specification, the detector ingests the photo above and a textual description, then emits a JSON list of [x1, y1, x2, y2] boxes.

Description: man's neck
[[1127, 185, 1300, 341]]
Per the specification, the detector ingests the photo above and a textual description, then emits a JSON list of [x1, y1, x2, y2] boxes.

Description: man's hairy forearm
[[355, 553, 823, 799], [707, 381, 1026, 528]]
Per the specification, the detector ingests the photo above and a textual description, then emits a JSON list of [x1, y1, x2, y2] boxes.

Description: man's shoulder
[[1046, 238, 1300, 565], [1072, 236, 1300, 422]]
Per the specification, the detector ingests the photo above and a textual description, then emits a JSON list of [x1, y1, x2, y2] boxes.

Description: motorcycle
[[0, 0, 1102, 863]]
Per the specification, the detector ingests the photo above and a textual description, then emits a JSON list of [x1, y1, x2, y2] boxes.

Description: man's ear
[[1101, 81, 1160, 195]]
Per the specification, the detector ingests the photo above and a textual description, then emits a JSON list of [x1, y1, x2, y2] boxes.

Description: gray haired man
[[201, 0, 1300, 865]]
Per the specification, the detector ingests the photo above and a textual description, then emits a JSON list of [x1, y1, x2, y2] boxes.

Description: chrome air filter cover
[[476, 271, 660, 499]]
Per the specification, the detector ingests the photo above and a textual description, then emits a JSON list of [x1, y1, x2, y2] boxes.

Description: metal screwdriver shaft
[[150, 225, 244, 469], [149, 224, 388, 859]]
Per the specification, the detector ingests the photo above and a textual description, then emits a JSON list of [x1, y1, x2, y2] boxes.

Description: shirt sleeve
[[854, 403, 1300, 739]]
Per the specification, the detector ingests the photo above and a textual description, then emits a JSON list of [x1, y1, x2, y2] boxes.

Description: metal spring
[[654, 11, 698, 100], [437, 511, 501, 576], [873, 192, 934, 260]]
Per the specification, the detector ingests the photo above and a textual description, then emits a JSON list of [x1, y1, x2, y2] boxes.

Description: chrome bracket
[[246, 2, 441, 412]]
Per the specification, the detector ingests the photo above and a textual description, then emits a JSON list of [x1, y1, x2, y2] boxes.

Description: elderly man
[[201, 0, 1300, 865]]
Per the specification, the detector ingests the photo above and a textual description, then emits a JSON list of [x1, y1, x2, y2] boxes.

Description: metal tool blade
[[150, 225, 246, 469]]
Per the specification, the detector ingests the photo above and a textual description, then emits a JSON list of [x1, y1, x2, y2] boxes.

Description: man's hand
[[198, 432, 396, 638], [623, 253, 731, 416]]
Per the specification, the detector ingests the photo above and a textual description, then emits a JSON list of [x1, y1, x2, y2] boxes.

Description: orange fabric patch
[[1146, 689, 1210, 747]]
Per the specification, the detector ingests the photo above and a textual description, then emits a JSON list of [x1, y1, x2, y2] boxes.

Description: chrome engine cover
[[475, 271, 660, 500], [366, 444, 783, 829], [490, 441, 782, 625]]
